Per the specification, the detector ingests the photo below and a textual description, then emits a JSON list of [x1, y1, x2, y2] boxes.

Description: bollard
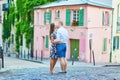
[[21, 50, 22, 58], [72, 55, 74, 65], [28, 50, 29, 59], [1, 49, 4, 68], [36, 50, 37, 60], [89, 39, 92, 63], [72, 48, 77, 65], [92, 50, 95, 66], [0, 59, 2, 69], [24, 50, 25, 59], [0, 47, 4, 68], [41, 50, 43, 62]]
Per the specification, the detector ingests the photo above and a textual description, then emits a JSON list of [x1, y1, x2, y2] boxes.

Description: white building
[[0, 0, 3, 47], [112, 0, 120, 63]]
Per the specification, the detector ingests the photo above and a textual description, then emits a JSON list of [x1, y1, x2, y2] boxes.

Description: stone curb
[[0, 68, 10, 73]]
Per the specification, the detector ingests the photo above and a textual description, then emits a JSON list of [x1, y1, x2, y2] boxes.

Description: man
[[53, 20, 68, 73]]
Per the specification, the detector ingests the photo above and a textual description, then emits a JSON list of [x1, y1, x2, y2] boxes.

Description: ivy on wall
[[2, 0, 56, 52]]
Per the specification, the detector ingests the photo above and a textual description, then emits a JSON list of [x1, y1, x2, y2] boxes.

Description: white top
[[54, 27, 68, 43]]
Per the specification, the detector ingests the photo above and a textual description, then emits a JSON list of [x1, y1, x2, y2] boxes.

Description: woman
[[49, 23, 58, 74]]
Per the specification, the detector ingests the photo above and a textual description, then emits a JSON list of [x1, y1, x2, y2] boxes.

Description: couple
[[49, 20, 68, 74]]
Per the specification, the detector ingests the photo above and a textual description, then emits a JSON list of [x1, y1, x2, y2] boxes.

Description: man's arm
[[53, 30, 62, 44]]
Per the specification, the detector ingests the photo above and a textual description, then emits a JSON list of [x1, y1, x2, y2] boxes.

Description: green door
[[70, 39, 79, 60]]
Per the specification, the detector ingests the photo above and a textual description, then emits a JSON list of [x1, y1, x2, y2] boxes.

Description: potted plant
[[72, 20, 78, 26]]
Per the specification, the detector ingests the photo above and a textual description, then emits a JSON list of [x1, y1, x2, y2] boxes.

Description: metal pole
[[28, 50, 29, 59], [24, 50, 25, 59], [36, 50, 37, 60], [21, 47, 22, 58], [89, 39, 92, 63], [2, 49, 4, 68], [0, 47, 4, 68], [41, 50, 43, 62], [92, 50, 95, 66], [72, 48, 76, 65]]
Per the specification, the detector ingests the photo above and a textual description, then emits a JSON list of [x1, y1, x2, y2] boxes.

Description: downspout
[[110, 8, 114, 62]]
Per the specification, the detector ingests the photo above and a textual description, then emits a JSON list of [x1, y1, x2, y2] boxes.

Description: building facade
[[0, 0, 3, 47], [34, 0, 112, 63], [111, 0, 120, 63]]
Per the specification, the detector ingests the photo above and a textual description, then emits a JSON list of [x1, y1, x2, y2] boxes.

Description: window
[[45, 35, 49, 48], [102, 11, 110, 26], [66, 8, 84, 26], [113, 36, 120, 50], [55, 10, 60, 19], [117, 4, 120, 27], [37, 12, 40, 24], [73, 10, 79, 21], [103, 38, 107, 52], [72, 10, 79, 26], [105, 11, 109, 26], [44, 10, 52, 24]]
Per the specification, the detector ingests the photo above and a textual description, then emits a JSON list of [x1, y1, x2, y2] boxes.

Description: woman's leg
[[50, 58, 58, 74], [53, 58, 58, 69], [50, 58, 54, 74]]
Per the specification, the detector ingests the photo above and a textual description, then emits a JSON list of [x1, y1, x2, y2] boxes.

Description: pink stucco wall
[[34, 5, 112, 63], [85, 6, 112, 63]]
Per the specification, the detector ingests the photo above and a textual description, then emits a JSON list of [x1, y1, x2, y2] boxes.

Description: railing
[[17, 50, 43, 63]]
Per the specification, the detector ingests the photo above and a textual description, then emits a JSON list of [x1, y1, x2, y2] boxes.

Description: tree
[[2, 0, 57, 52]]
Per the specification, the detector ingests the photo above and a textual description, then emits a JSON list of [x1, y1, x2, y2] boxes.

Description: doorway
[[70, 39, 79, 60]]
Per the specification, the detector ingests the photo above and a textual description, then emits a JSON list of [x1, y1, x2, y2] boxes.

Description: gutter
[[110, 8, 114, 62]]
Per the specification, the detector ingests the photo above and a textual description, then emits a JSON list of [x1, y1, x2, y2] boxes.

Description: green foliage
[[3, 0, 56, 52], [2, 12, 11, 42], [9, 2, 15, 26]]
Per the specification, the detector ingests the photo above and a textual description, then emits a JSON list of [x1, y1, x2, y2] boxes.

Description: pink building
[[34, 0, 112, 63]]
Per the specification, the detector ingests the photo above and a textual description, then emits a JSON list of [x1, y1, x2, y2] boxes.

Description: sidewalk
[[1, 57, 120, 80], [1, 56, 120, 71]]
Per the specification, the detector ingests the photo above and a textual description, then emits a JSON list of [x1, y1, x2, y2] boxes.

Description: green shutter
[[49, 11, 52, 23], [79, 9, 84, 26], [103, 38, 107, 51], [45, 35, 49, 48], [113, 36, 116, 50], [44, 12, 46, 24], [66, 9, 71, 26], [102, 12, 105, 26]]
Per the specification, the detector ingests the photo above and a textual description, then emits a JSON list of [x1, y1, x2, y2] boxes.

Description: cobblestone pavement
[[0, 67, 120, 80], [0, 57, 120, 80]]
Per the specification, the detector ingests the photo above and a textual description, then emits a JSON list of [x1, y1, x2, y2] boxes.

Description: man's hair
[[59, 21, 63, 26]]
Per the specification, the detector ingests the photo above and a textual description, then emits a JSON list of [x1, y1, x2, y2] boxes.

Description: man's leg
[[56, 44, 67, 72], [63, 58, 67, 72], [60, 58, 67, 72]]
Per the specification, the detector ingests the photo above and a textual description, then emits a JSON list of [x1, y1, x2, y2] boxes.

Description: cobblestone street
[[0, 57, 120, 80]]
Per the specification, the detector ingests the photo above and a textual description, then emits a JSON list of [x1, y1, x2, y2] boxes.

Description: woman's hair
[[49, 23, 55, 36]]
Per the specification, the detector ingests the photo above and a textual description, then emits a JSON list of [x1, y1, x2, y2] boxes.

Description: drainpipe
[[110, 8, 114, 62]]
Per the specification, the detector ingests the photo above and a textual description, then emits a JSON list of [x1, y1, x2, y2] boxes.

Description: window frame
[[55, 10, 60, 19]]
